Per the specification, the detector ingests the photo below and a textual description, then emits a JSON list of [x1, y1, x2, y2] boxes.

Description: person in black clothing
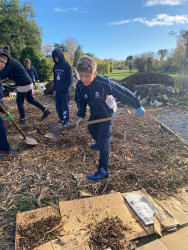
[[24, 58, 39, 95], [75, 55, 145, 181], [0, 47, 51, 124], [0, 57, 15, 156], [52, 48, 72, 126]]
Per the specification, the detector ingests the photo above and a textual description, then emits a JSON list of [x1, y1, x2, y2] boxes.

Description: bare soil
[[0, 94, 188, 249]]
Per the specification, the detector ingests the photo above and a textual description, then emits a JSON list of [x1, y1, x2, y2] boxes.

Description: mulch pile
[[114, 72, 175, 92], [0, 94, 188, 249], [119, 72, 175, 86], [17, 216, 61, 249], [88, 217, 128, 250]]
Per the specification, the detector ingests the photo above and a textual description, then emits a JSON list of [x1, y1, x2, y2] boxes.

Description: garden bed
[[0, 95, 188, 249]]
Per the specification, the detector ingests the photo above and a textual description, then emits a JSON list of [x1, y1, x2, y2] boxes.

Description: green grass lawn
[[103, 70, 187, 81], [104, 70, 135, 80]]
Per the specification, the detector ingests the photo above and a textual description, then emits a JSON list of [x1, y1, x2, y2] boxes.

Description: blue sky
[[32, 0, 188, 60]]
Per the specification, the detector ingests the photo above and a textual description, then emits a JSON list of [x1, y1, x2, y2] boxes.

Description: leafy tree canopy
[[0, 0, 42, 59]]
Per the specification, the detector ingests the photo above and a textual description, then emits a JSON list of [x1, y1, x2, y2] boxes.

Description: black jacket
[[52, 48, 72, 94], [75, 75, 141, 119], [0, 50, 32, 86]]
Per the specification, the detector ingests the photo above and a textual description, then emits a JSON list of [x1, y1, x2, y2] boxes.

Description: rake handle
[[85, 108, 162, 126], [0, 103, 26, 139]]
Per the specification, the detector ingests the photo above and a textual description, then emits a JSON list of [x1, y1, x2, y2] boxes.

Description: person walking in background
[[0, 46, 51, 124], [75, 55, 145, 181], [24, 58, 39, 96], [52, 48, 72, 127]]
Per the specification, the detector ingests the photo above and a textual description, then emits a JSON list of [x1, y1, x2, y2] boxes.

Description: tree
[[172, 30, 188, 74], [42, 43, 53, 57], [147, 56, 153, 72], [0, 0, 42, 59], [19, 45, 53, 81], [133, 54, 147, 72], [73, 45, 83, 67], [125, 55, 133, 72], [64, 38, 78, 66], [184, 31, 188, 58], [53, 38, 78, 65], [158, 49, 168, 61], [53, 42, 69, 53]]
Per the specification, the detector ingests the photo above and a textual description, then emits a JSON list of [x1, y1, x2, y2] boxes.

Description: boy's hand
[[136, 106, 145, 117], [4, 112, 14, 121], [53, 91, 56, 96], [76, 117, 84, 127]]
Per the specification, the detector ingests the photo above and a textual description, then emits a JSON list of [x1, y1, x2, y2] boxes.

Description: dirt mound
[[118, 72, 175, 92]]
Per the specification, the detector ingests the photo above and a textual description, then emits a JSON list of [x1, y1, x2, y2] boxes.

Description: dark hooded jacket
[[75, 75, 141, 119], [0, 50, 32, 86], [52, 48, 72, 94]]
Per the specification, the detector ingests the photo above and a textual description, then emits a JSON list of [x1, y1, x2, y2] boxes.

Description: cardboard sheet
[[15, 189, 188, 250], [59, 192, 149, 239], [137, 226, 188, 250]]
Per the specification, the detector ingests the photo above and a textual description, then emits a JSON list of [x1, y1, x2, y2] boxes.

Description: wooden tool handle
[[0, 103, 26, 139], [86, 108, 162, 125]]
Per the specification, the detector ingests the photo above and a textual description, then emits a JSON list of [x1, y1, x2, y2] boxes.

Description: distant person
[[24, 58, 39, 95], [52, 48, 72, 126], [0, 46, 51, 124], [75, 55, 145, 181], [0, 57, 15, 156]]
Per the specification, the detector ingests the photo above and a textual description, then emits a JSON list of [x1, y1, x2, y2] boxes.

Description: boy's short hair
[[76, 55, 97, 73], [24, 58, 31, 64]]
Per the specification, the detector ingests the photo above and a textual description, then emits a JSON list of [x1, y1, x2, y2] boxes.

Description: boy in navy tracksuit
[[75, 55, 145, 181], [52, 48, 72, 126]]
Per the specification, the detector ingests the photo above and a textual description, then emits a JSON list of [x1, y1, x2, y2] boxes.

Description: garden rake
[[44, 108, 162, 139]]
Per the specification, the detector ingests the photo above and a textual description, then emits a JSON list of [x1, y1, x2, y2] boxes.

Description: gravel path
[[154, 108, 188, 143]]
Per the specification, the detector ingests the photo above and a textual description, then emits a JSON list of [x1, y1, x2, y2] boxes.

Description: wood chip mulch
[[0, 95, 188, 249]]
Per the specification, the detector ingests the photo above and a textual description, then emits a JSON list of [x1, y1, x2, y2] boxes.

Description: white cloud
[[144, 0, 188, 7], [108, 14, 188, 27], [108, 20, 131, 25], [54, 7, 87, 14]]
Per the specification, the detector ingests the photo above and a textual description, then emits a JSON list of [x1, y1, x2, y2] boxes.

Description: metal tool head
[[25, 137, 38, 145], [45, 122, 77, 139], [44, 131, 61, 139]]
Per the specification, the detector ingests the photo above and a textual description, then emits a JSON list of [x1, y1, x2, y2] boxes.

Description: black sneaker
[[41, 109, 51, 121], [19, 118, 27, 125]]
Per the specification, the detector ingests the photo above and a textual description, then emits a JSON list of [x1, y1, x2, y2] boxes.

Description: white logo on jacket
[[95, 92, 99, 98], [57, 74, 60, 80], [85, 94, 88, 99]]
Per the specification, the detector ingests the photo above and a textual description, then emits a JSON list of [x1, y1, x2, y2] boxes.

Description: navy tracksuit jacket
[[52, 48, 72, 123], [75, 75, 141, 170], [24, 65, 39, 85]]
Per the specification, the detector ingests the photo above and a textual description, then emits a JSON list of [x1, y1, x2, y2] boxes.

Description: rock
[[43, 80, 54, 95]]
